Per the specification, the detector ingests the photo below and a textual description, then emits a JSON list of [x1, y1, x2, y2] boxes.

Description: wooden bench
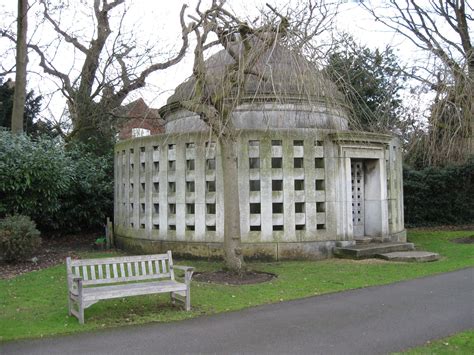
[[66, 251, 194, 324]]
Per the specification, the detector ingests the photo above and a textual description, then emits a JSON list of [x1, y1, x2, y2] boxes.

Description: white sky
[[0, 0, 426, 122]]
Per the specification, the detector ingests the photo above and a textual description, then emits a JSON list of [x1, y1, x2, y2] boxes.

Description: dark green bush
[[404, 158, 474, 227], [0, 215, 41, 262], [0, 132, 113, 234], [53, 143, 114, 233], [0, 131, 73, 227]]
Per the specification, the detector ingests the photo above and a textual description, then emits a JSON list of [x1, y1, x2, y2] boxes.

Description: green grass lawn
[[394, 329, 474, 354], [0, 230, 472, 342]]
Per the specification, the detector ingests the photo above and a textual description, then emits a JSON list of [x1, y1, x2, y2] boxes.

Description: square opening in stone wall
[[250, 225, 261, 231], [295, 202, 305, 213], [140, 162, 145, 171], [154, 162, 159, 171], [272, 203, 283, 213], [168, 182, 176, 193], [250, 180, 261, 191], [130, 182, 134, 190], [186, 142, 195, 149], [140, 147, 145, 153], [141, 183, 145, 192], [153, 145, 159, 151], [186, 159, 195, 171], [249, 140, 259, 147], [315, 179, 325, 190], [272, 140, 282, 146], [206, 158, 216, 170], [168, 144, 176, 151], [186, 203, 195, 214], [186, 225, 195, 231], [295, 224, 305, 230], [130, 148, 134, 154], [249, 158, 260, 169], [153, 182, 159, 193], [206, 203, 216, 214], [153, 224, 159, 230], [314, 140, 323, 146], [295, 179, 305, 190], [169, 225, 176, 231], [273, 225, 284, 231], [272, 180, 283, 191], [272, 157, 282, 169], [315, 158, 324, 168], [186, 181, 195, 193], [317, 224, 326, 230], [154, 203, 159, 214], [206, 225, 216, 231], [130, 163, 134, 172], [140, 223, 145, 229], [294, 158, 304, 168], [140, 203, 145, 213], [168, 204, 176, 214], [206, 141, 216, 149], [168, 160, 176, 171], [316, 202, 325, 212], [206, 181, 216, 192], [250, 203, 261, 214], [293, 140, 304, 146]]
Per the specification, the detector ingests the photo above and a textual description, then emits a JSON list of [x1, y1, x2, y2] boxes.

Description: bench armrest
[[68, 276, 83, 296], [172, 265, 194, 285]]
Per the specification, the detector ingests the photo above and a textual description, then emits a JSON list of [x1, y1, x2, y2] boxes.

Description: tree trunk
[[220, 138, 244, 274], [11, 0, 28, 134]]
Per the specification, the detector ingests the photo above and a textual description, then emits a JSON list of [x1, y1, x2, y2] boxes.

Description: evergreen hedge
[[403, 159, 474, 227]]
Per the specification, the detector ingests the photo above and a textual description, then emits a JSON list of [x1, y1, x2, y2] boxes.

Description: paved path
[[2, 268, 473, 354]]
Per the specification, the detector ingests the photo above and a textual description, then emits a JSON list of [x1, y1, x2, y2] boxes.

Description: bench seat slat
[[82, 273, 172, 285], [120, 263, 125, 277], [82, 280, 186, 302], [90, 265, 96, 280], [98, 265, 103, 279], [106, 264, 111, 279]]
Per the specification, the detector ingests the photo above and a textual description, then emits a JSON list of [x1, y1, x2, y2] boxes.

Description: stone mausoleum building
[[113, 44, 406, 260]]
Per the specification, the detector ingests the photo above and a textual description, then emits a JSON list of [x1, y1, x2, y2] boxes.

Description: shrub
[[0, 215, 41, 262], [0, 132, 114, 234], [0, 132, 73, 229], [404, 158, 474, 227], [54, 143, 114, 233]]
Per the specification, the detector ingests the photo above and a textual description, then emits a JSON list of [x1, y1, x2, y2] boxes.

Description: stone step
[[354, 236, 373, 245], [377, 251, 440, 262], [333, 242, 415, 259]]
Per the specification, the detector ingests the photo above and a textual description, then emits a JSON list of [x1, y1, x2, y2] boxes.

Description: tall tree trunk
[[220, 138, 244, 273], [11, 0, 28, 134]]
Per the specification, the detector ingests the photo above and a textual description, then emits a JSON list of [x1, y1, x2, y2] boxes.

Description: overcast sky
[[0, 0, 420, 122]]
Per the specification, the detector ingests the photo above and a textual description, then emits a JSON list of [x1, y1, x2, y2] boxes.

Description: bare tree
[[2, 0, 194, 151], [11, 0, 28, 134], [363, 0, 473, 166], [177, 1, 291, 273]]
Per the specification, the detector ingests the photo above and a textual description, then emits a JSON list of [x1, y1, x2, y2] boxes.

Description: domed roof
[[166, 42, 345, 107]]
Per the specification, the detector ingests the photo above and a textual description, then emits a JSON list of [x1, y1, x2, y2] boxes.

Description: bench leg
[[170, 292, 176, 306], [78, 300, 85, 324], [185, 287, 191, 311], [67, 293, 72, 316]]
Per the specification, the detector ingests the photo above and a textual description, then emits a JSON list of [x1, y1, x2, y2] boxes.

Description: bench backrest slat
[[67, 252, 175, 286]]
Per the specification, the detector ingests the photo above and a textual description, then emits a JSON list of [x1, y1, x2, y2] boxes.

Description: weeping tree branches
[[177, 1, 289, 272], [363, 0, 473, 166]]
